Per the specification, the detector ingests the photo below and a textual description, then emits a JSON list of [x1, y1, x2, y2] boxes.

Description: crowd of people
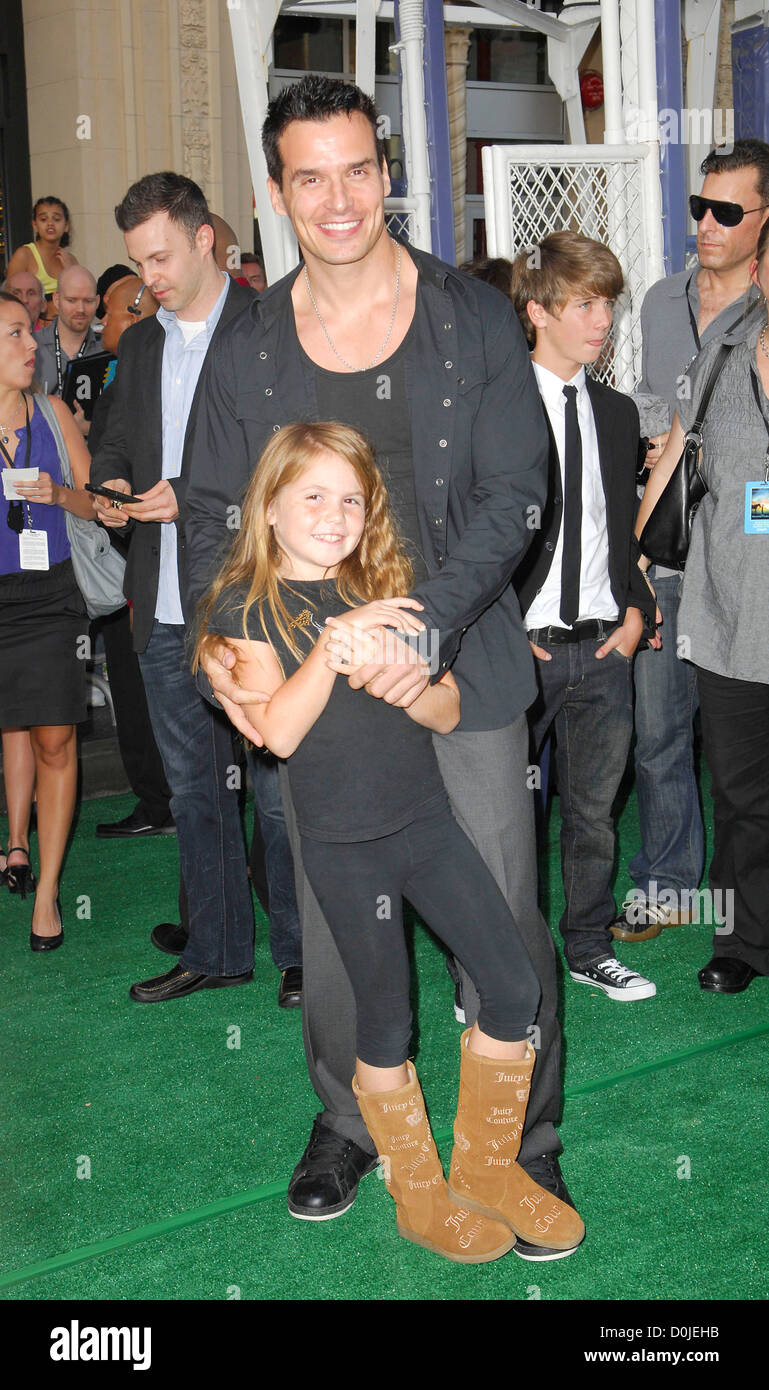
[[1, 74, 768, 1266]]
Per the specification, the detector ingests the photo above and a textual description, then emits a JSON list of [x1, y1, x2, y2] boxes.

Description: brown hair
[[510, 231, 624, 346], [193, 421, 414, 672]]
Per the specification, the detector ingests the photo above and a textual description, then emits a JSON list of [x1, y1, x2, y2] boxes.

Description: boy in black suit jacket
[[512, 232, 658, 1001]]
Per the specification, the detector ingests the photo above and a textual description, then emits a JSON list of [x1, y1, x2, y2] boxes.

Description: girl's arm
[[209, 628, 338, 759], [404, 669, 460, 734], [634, 414, 685, 565]]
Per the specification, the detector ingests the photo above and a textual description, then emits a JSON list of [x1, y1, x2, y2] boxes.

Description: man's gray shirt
[[639, 267, 761, 577], [33, 319, 102, 396]]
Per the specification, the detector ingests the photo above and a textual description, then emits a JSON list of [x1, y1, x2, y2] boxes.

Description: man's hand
[[596, 606, 644, 660], [72, 401, 91, 439], [119, 479, 179, 524], [92, 478, 132, 528], [200, 642, 270, 746], [325, 598, 425, 636], [529, 640, 552, 662]]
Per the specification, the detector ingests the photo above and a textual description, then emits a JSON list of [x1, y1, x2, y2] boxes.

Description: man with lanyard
[[184, 76, 582, 1261], [34, 265, 102, 437], [613, 138, 769, 943]]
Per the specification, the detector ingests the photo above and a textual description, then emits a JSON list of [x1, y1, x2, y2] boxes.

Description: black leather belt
[[527, 619, 617, 646]]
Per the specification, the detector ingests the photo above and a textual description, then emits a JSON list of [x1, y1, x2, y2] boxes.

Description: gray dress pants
[[279, 713, 562, 1164]]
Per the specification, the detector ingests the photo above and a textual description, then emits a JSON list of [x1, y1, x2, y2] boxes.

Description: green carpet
[[2, 782, 768, 1301]]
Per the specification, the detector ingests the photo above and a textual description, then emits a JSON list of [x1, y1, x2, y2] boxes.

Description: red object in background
[[580, 69, 604, 110]]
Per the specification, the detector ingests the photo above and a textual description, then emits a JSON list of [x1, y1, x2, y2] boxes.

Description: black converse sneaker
[[569, 955, 657, 1001]]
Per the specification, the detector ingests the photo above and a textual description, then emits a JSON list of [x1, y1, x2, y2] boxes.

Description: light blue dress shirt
[[155, 273, 229, 623]]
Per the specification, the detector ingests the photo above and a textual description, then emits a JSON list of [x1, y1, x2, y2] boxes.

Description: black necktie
[[560, 383, 583, 627]]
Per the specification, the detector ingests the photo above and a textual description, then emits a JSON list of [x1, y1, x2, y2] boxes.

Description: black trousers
[[299, 797, 541, 1068], [696, 664, 769, 973], [97, 606, 171, 825]]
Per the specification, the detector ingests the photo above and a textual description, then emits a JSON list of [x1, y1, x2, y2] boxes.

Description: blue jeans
[[528, 629, 634, 968], [246, 749, 302, 971], [138, 621, 254, 976], [630, 573, 704, 898]]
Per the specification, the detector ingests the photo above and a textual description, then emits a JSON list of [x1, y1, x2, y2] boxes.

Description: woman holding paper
[[0, 290, 93, 949]]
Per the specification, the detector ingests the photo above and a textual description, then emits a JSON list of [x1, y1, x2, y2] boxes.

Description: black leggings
[[299, 797, 541, 1067]]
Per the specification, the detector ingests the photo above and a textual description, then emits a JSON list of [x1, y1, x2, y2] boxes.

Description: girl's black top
[[208, 578, 447, 842]]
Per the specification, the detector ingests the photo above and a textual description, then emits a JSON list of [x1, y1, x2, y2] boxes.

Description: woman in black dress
[[0, 291, 94, 949]]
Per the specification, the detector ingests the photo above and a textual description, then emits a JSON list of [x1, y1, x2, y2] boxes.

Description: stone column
[[445, 26, 472, 266]]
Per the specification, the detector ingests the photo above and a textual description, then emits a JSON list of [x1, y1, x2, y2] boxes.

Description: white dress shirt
[[523, 361, 618, 631]]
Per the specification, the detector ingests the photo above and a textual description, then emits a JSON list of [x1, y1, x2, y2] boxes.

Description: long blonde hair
[[193, 421, 414, 669]]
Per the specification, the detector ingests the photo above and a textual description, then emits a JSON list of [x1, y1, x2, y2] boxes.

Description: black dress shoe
[[287, 1117, 379, 1220], [129, 961, 254, 1002], [278, 966, 303, 1009], [512, 1154, 584, 1261], [698, 955, 759, 994], [96, 809, 176, 839], [150, 922, 189, 956]]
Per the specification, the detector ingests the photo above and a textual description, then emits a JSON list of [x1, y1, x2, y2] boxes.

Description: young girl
[[195, 421, 584, 1263], [6, 198, 78, 314]]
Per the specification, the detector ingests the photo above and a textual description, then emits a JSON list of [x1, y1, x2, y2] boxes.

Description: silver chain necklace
[[759, 325, 769, 361], [303, 242, 402, 372]]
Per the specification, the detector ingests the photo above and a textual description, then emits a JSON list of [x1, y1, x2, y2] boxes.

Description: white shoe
[[569, 956, 657, 1001]]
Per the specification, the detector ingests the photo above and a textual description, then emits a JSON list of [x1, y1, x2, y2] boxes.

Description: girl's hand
[[325, 598, 425, 637], [324, 625, 381, 673], [14, 471, 60, 507]]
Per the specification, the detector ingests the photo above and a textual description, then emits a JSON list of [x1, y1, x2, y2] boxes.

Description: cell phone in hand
[[86, 483, 142, 504]]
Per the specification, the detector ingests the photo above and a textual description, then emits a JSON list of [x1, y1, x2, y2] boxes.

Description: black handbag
[[639, 343, 733, 571]]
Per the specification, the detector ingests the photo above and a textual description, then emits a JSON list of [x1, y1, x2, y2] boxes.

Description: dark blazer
[[183, 245, 549, 732], [90, 277, 254, 653], [515, 375, 656, 632]]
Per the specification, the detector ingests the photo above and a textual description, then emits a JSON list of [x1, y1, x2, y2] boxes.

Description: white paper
[[19, 528, 50, 571], [2, 467, 39, 501]]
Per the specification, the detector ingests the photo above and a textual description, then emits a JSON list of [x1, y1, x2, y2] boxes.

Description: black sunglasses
[[689, 194, 769, 227]]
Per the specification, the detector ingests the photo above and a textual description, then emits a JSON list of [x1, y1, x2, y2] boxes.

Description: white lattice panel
[[482, 143, 665, 392], [384, 198, 418, 246]]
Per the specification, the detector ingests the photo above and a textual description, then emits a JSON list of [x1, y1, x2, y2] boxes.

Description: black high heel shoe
[[30, 899, 63, 953], [6, 848, 37, 900]]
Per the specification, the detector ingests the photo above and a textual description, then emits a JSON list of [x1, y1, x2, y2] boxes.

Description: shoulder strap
[[690, 343, 734, 437], [33, 392, 73, 487]]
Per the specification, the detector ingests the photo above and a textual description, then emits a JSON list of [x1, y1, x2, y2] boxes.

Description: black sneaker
[[513, 1154, 584, 1262], [287, 1118, 379, 1221], [569, 955, 656, 1001], [445, 955, 466, 1023]]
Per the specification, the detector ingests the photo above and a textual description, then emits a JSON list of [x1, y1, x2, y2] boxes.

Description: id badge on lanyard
[[745, 371, 769, 534], [19, 529, 50, 569]]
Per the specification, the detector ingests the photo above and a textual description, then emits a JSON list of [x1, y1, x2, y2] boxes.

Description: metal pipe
[[601, 0, 625, 143]]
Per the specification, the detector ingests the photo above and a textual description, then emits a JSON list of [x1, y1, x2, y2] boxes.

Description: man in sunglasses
[[614, 138, 769, 944]]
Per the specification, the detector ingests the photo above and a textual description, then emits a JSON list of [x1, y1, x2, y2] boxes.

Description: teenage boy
[[512, 232, 658, 1001]]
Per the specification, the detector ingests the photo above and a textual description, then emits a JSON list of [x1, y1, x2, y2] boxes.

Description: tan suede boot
[[353, 1062, 516, 1263], [447, 1032, 585, 1252]]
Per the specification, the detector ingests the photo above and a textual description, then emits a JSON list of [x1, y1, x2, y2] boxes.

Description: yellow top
[[25, 241, 58, 295]]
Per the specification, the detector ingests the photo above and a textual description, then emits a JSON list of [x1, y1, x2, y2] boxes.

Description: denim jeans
[[138, 621, 254, 976], [630, 573, 704, 898], [246, 749, 302, 971], [528, 629, 634, 968]]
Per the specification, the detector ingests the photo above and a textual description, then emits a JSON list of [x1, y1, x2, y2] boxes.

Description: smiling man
[[181, 76, 580, 1259]]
